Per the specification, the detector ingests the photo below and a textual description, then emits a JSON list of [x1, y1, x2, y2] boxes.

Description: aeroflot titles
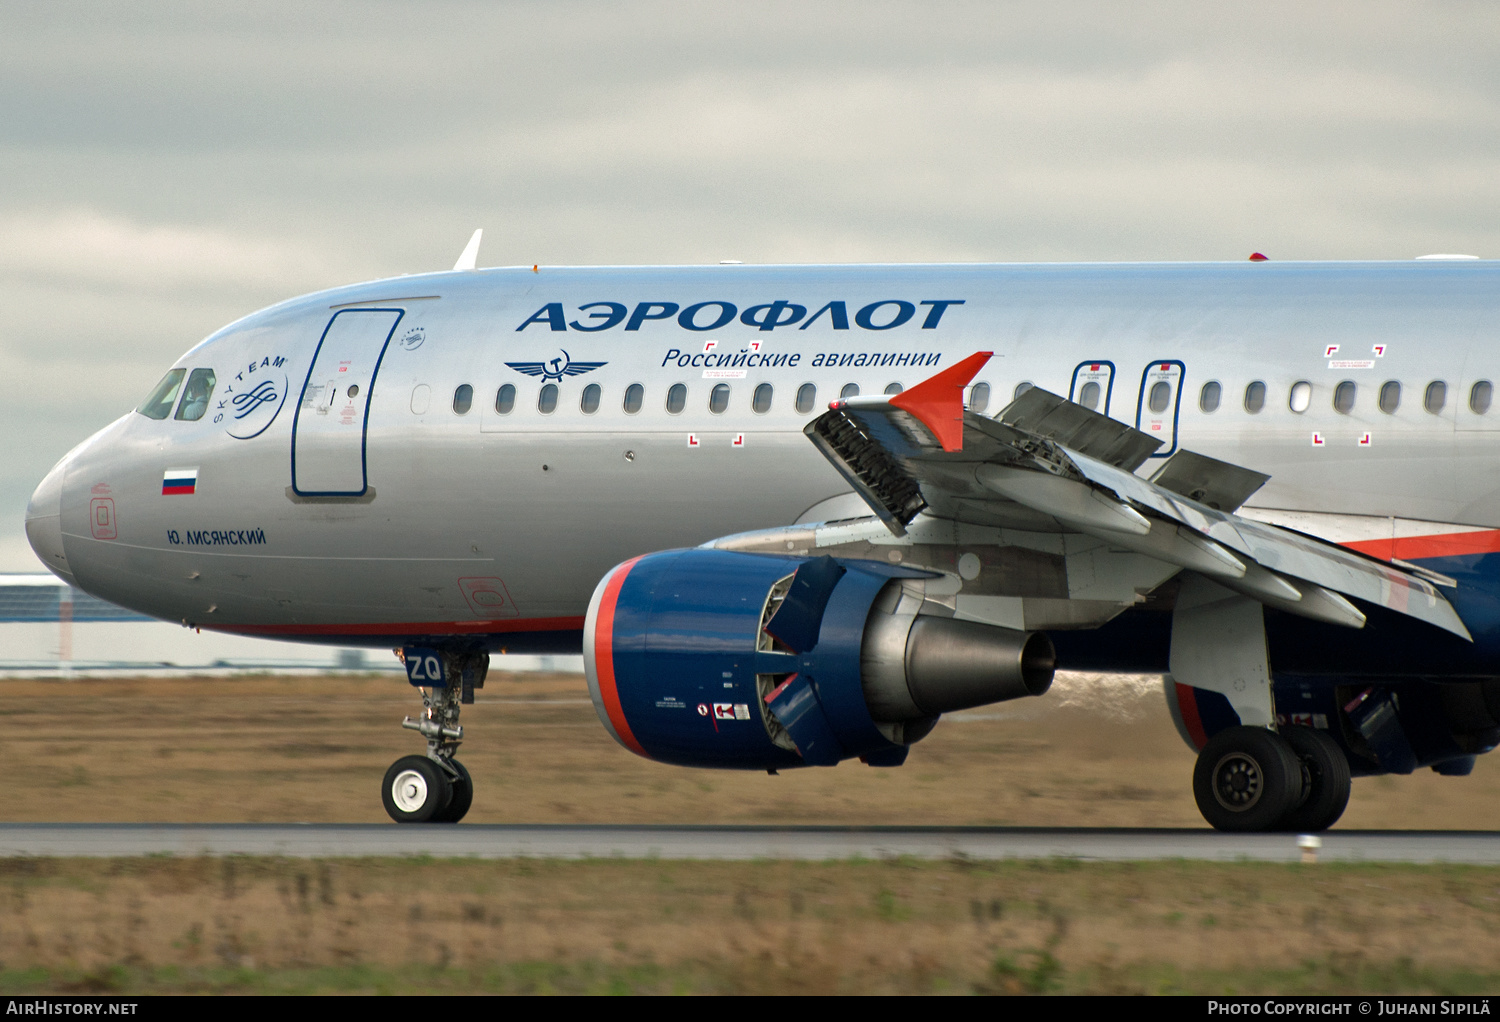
[[517, 299, 965, 333], [660, 349, 943, 369]]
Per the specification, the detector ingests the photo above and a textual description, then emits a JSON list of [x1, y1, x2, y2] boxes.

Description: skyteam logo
[[504, 350, 607, 383], [222, 354, 291, 440]]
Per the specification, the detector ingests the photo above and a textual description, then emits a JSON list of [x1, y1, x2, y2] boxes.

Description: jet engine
[[583, 548, 1055, 769]]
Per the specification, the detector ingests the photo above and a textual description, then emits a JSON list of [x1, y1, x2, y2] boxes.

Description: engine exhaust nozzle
[[862, 606, 1055, 722]]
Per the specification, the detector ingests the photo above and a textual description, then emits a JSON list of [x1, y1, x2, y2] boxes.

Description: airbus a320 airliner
[[25, 237, 1500, 830]]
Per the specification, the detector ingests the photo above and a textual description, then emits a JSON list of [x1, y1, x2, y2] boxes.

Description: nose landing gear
[[382, 649, 487, 824]]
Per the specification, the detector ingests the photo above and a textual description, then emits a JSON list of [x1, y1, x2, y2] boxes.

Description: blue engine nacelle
[[583, 548, 1056, 770]]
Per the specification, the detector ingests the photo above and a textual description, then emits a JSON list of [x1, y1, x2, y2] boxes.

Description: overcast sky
[[2, 1, 1498, 570]]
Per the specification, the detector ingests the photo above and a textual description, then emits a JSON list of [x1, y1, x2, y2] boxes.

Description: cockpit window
[[138, 369, 186, 420], [174, 369, 217, 421]]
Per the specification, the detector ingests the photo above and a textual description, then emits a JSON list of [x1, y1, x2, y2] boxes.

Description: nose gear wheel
[[382, 650, 487, 824], [381, 755, 451, 823]]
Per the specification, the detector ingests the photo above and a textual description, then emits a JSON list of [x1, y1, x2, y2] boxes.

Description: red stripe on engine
[[217, 615, 585, 637], [595, 557, 648, 757], [1174, 682, 1209, 751], [1344, 529, 1500, 562]]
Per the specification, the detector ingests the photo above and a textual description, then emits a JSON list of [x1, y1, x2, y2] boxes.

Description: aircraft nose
[[25, 456, 74, 584]]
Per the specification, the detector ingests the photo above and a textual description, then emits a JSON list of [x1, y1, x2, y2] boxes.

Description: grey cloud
[[2, 1, 1499, 566]]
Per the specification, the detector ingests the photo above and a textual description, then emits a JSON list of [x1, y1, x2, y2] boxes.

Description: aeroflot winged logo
[[504, 350, 607, 383]]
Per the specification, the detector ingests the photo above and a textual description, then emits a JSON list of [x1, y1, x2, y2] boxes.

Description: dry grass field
[[2, 857, 1499, 994], [0, 669, 1495, 828], [3, 670, 1499, 994]]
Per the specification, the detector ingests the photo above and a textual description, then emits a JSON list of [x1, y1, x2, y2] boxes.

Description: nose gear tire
[[1275, 725, 1352, 832], [432, 758, 473, 823], [382, 755, 453, 823], [1192, 726, 1304, 832]]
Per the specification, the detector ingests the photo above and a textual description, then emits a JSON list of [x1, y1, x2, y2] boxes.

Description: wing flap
[[804, 372, 1471, 641], [1063, 448, 1468, 639]]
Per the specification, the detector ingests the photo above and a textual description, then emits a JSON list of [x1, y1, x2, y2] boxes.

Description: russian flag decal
[[162, 467, 198, 495]]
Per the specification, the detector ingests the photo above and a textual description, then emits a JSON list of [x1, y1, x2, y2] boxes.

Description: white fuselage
[[25, 260, 1500, 651]]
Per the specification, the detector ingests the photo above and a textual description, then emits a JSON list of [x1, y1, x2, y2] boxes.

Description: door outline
[[1068, 360, 1116, 416], [291, 307, 404, 496], [1135, 360, 1186, 459]]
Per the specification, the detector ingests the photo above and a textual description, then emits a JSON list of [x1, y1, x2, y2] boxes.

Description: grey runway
[[1, 823, 1499, 863]]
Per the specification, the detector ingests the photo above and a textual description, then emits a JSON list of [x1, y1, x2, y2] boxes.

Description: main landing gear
[[381, 649, 488, 824], [1171, 575, 1352, 832], [1192, 724, 1351, 832]]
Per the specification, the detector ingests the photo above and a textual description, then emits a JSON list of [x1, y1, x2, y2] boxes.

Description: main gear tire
[[1276, 725, 1352, 832], [382, 755, 452, 823], [1192, 726, 1304, 832], [432, 759, 474, 823]]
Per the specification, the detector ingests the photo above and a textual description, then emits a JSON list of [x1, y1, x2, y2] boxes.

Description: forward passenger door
[[291, 308, 404, 496]]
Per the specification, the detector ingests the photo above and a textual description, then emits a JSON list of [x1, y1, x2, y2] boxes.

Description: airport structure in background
[[0, 574, 580, 676]]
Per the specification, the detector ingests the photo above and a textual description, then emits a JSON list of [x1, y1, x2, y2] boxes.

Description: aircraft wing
[[803, 352, 1470, 640]]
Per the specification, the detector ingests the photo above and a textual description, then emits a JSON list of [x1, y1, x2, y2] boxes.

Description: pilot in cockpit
[[174, 368, 218, 422]]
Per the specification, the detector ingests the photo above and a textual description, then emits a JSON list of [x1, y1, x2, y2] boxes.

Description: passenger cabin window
[[1014, 382, 1034, 399], [623, 383, 644, 414], [1244, 381, 1266, 413], [1471, 381, 1493, 415], [1078, 381, 1101, 410], [174, 369, 216, 421], [884, 383, 903, 395], [840, 383, 860, 400], [581, 383, 601, 414], [1289, 381, 1312, 413], [452, 384, 473, 415], [1199, 381, 1221, 413], [1425, 381, 1447, 414], [1333, 381, 1356, 414], [753, 383, 773, 414], [709, 384, 730, 413], [666, 383, 687, 414], [795, 383, 816, 414], [1147, 381, 1171, 414], [138, 369, 186, 420], [495, 384, 515, 414], [1379, 381, 1400, 414], [968, 382, 990, 413], [538, 384, 558, 414]]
